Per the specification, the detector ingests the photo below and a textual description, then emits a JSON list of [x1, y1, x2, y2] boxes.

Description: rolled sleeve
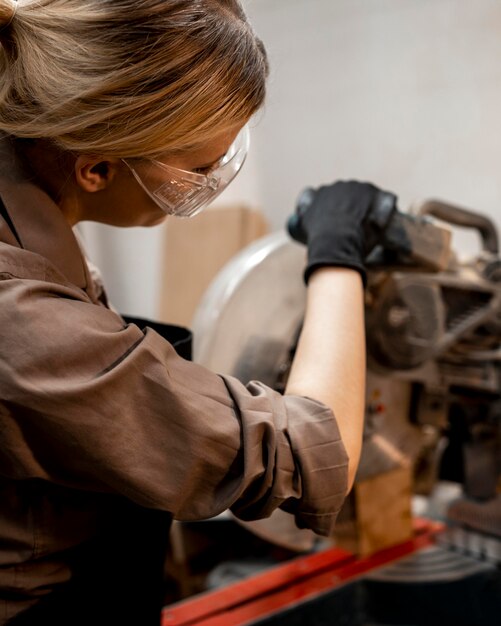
[[222, 377, 349, 536]]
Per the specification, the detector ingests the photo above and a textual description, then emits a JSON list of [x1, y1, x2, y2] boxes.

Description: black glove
[[287, 180, 397, 284]]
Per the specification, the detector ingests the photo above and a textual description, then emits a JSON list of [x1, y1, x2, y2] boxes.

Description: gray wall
[[80, 0, 501, 318]]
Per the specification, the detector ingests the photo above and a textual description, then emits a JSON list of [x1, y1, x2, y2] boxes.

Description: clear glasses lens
[[123, 125, 250, 218]]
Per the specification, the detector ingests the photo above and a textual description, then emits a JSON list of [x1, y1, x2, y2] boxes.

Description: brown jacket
[[0, 141, 348, 624]]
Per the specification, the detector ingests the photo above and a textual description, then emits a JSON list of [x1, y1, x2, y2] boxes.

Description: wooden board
[[158, 205, 268, 327], [334, 466, 414, 556]]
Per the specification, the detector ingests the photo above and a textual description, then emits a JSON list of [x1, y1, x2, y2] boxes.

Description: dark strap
[[0, 195, 22, 246], [121, 314, 192, 361]]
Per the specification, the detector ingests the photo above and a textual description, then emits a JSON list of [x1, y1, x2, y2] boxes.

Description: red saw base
[[162, 518, 443, 626]]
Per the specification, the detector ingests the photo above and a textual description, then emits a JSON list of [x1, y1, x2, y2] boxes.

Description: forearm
[[285, 267, 366, 491]]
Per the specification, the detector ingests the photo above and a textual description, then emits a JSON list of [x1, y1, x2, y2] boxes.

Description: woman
[[0, 0, 390, 623]]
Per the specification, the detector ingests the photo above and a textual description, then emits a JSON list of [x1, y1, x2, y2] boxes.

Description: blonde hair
[[0, 0, 268, 158]]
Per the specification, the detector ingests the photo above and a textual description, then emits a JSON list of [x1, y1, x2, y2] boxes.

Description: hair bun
[[0, 0, 17, 32]]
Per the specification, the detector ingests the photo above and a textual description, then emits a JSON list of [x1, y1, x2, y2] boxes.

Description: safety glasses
[[122, 125, 250, 218]]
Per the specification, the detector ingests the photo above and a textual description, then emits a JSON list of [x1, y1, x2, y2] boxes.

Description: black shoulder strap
[[0, 195, 22, 246]]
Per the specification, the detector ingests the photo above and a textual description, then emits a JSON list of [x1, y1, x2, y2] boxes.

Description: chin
[[129, 211, 168, 227], [144, 212, 168, 227]]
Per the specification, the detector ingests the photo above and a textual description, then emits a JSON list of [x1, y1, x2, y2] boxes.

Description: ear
[[74, 155, 121, 193]]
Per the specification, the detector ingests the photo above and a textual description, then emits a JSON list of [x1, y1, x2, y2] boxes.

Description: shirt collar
[[0, 137, 90, 291]]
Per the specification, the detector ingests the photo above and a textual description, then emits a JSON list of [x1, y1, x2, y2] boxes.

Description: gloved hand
[[287, 180, 397, 285]]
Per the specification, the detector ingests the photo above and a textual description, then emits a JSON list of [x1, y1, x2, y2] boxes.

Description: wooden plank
[[158, 205, 268, 327], [333, 466, 414, 557]]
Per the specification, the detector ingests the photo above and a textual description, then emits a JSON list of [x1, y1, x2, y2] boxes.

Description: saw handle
[[288, 186, 399, 251], [288, 186, 453, 272], [286, 188, 314, 244], [417, 200, 499, 255], [287, 187, 396, 246]]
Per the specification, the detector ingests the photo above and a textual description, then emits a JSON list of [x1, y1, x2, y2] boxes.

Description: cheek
[[105, 170, 166, 226]]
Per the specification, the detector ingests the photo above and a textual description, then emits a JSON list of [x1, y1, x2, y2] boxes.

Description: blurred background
[[79, 0, 501, 320]]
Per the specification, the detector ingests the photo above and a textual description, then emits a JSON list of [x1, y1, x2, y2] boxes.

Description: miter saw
[[192, 197, 501, 559]]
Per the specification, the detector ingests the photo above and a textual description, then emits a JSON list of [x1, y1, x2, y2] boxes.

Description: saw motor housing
[[193, 199, 501, 527]]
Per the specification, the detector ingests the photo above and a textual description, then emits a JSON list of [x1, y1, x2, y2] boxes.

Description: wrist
[[307, 265, 365, 291], [305, 260, 367, 286]]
